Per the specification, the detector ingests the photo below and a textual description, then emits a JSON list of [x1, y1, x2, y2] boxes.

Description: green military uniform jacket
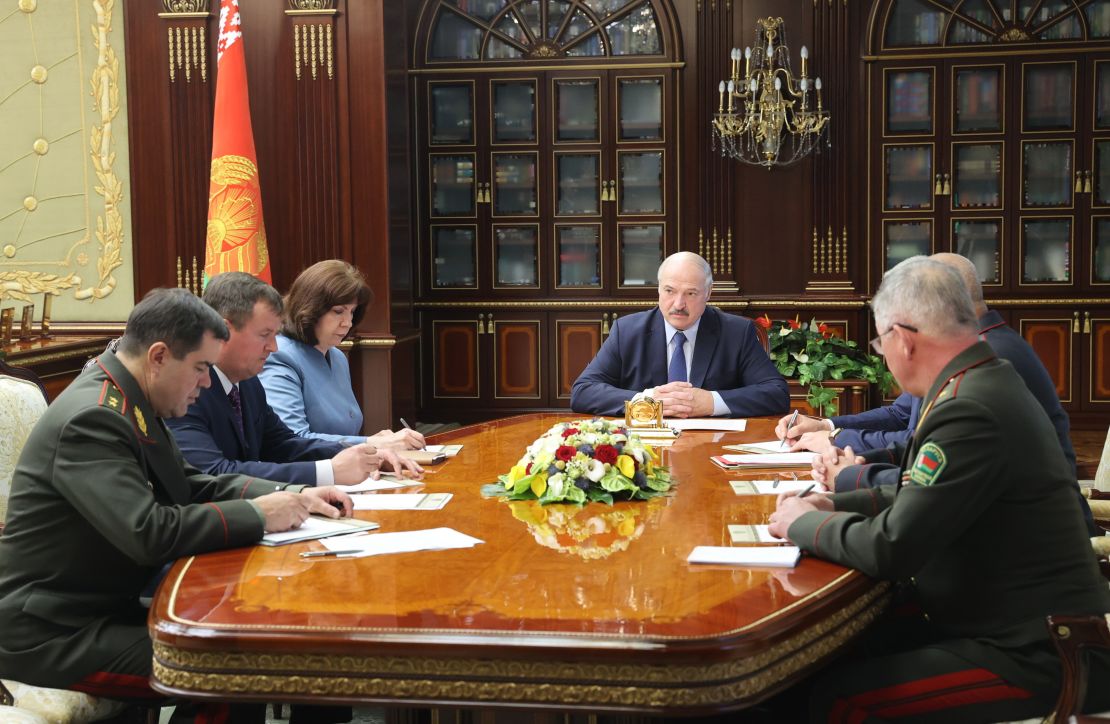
[[789, 342, 1110, 663], [0, 351, 289, 688]]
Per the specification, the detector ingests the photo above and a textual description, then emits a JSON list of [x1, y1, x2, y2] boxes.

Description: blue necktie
[[227, 385, 245, 441], [668, 331, 687, 383]]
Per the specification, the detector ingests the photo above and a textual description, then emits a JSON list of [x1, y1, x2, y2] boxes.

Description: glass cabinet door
[[884, 0, 945, 46], [1095, 218, 1110, 283], [1022, 63, 1075, 131], [618, 224, 662, 286], [1022, 141, 1073, 207], [603, 3, 662, 55], [494, 225, 539, 287], [555, 79, 600, 141], [430, 83, 474, 145], [492, 80, 536, 143], [432, 226, 478, 288], [556, 152, 600, 215], [884, 145, 933, 210], [617, 151, 663, 214], [618, 77, 663, 140], [953, 143, 1002, 208], [429, 11, 483, 60], [431, 154, 476, 216], [1097, 62, 1110, 129], [886, 69, 933, 134], [954, 66, 1002, 133], [1021, 218, 1072, 283], [492, 153, 538, 216], [953, 219, 1002, 284], [556, 225, 602, 287], [1096, 140, 1110, 206], [884, 220, 932, 270]]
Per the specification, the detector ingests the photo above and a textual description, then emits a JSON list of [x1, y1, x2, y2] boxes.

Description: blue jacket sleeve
[[570, 318, 643, 416], [259, 354, 366, 446], [831, 393, 915, 431], [714, 322, 790, 417]]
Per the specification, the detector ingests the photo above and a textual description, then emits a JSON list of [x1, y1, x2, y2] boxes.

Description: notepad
[[317, 527, 483, 558], [687, 545, 801, 567], [668, 419, 747, 432], [425, 444, 463, 457], [398, 449, 447, 465], [259, 515, 379, 546], [350, 493, 452, 511], [727, 524, 785, 543], [730, 480, 821, 495]]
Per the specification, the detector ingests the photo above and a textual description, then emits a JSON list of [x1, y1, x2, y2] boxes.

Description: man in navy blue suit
[[570, 252, 789, 418], [166, 273, 420, 486]]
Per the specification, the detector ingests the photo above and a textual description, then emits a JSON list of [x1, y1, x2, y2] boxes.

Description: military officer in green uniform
[[0, 288, 351, 719], [769, 257, 1110, 722]]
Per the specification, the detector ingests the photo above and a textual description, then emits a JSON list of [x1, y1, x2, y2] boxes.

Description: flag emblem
[[909, 442, 946, 486]]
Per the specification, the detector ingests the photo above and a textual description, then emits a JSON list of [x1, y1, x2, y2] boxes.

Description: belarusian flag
[[205, 0, 271, 285]]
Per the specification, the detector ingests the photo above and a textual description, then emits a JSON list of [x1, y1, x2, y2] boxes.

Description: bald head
[[657, 251, 713, 291], [932, 253, 987, 317]]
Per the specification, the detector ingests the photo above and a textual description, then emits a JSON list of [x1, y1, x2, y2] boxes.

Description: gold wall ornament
[[712, 17, 830, 168], [294, 25, 302, 80], [325, 24, 333, 79], [162, 0, 209, 12], [287, 0, 336, 9]]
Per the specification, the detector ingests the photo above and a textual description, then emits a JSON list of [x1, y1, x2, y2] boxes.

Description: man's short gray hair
[[872, 256, 978, 337], [657, 251, 713, 291]]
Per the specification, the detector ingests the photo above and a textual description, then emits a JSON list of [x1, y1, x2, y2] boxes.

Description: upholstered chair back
[[0, 361, 48, 526]]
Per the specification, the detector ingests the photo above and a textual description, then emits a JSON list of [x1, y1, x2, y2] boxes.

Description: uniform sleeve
[[52, 407, 265, 565], [788, 398, 1006, 579]]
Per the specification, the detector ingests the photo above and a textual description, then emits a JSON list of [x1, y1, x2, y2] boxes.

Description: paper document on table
[[425, 444, 463, 457], [728, 524, 785, 544], [260, 515, 379, 546], [343, 477, 416, 493], [730, 480, 822, 495], [668, 419, 747, 432], [719, 452, 816, 467], [722, 440, 787, 454], [319, 527, 483, 558], [351, 493, 452, 511], [687, 545, 801, 568]]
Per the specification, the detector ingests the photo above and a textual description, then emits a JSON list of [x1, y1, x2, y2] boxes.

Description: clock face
[[628, 398, 660, 425]]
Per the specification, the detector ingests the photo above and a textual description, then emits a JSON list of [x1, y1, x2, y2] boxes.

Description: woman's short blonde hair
[[282, 260, 372, 346]]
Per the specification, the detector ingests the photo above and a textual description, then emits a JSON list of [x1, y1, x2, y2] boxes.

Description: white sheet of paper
[[668, 419, 748, 432], [719, 452, 816, 466], [728, 524, 784, 543], [424, 444, 463, 457], [351, 493, 452, 511], [320, 527, 483, 558], [730, 480, 823, 495], [722, 440, 787, 453], [687, 545, 801, 567], [343, 478, 414, 493], [261, 516, 371, 545]]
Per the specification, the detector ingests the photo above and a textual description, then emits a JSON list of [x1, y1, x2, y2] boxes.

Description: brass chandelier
[[712, 17, 830, 169]]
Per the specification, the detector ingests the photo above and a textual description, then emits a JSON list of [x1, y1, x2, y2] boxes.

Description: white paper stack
[[727, 524, 785, 544], [717, 452, 816, 467], [687, 545, 801, 568], [318, 527, 483, 558], [730, 480, 823, 495], [343, 477, 416, 493], [668, 418, 748, 432], [351, 493, 452, 511]]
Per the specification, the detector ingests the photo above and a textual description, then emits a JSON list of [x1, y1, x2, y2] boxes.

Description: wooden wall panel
[[493, 321, 541, 399], [555, 320, 603, 399], [1020, 318, 1073, 402], [433, 321, 479, 398]]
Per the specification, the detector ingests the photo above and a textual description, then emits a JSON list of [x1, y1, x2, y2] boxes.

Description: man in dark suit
[[769, 257, 1110, 721], [167, 273, 420, 486], [570, 252, 789, 418], [0, 289, 351, 721]]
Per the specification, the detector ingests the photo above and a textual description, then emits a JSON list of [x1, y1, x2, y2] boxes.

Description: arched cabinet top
[[412, 0, 681, 68], [866, 0, 1110, 56]]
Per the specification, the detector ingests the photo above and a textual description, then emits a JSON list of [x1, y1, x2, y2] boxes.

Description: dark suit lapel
[[689, 307, 720, 388], [213, 368, 248, 453], [98, 352, 192, 505], [647, 310, 668, 387]]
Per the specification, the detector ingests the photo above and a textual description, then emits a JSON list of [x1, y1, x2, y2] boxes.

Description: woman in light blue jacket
[[260, 260, 423, 449]]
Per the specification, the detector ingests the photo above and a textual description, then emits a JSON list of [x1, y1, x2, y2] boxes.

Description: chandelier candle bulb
[[719, 80, 726, 112], [727, 80, 735, 111], [744, 46, 751, 75], [800, 45, 808, 77]]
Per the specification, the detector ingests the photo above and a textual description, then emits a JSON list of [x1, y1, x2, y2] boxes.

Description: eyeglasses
[[870, 322, 919, 355]]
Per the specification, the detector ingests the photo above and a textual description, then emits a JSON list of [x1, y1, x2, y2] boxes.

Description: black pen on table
[[797, 483, 816, 498], [300, 549, 361, 558], [399, 417, 425, 450], [780, 408, 799, 449]]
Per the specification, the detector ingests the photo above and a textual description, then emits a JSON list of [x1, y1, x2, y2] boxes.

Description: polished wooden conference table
[[149, 414, 890, 715]]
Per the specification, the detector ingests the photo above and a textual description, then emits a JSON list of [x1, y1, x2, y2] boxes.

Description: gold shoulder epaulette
[[97, 380, 128, 415]]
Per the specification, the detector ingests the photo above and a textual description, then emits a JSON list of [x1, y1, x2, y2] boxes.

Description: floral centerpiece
[[757, 315, 895, 416], [482, 418, 672, 505]]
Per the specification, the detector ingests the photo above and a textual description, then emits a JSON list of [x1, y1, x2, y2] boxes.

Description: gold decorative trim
[[157, 12, 209, 19], [284, 8, 338, 15], [988, 298, 1110, 306], [37, 322, 125, 334], [287, 0, 335, 9], [152, 583, 889, 707], [3, 342, 107, 368], [410, 62, 685, 75], [864, 46, 1110, 62], [325, 24, 333, 79], [161, 0, 209, 13], [413, 300, 871, 310]]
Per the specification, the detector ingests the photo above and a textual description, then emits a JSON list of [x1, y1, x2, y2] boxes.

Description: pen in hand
[[399, 417, 425, 451], [797, 483, 816, 498], [781, 409, 799, 449]]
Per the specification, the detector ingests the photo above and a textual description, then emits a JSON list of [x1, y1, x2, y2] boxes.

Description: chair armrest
[[1047, 613, 1110, 722]]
